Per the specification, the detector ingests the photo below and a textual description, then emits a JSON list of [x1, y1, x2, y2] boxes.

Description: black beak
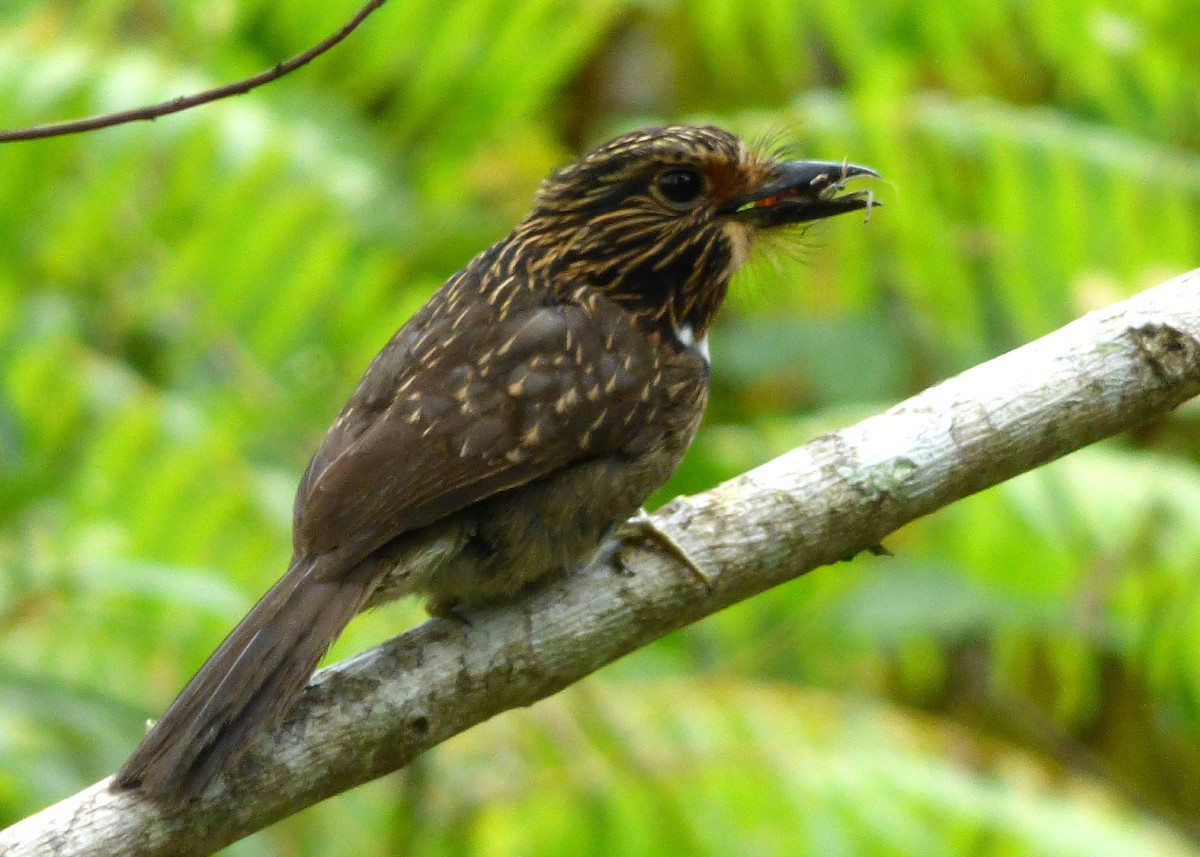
[[723, 160, 880, 227]]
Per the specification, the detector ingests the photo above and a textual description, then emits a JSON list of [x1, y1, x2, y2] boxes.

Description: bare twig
[[0, 0, 390, 143], [1, 269, 1198, 856]]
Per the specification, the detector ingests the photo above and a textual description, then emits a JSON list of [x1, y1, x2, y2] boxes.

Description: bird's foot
[[424, 597, 473, 627], [598, 508, 714, 591]]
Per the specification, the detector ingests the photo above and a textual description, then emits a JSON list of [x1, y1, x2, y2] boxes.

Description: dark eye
[[655, 168, 706, 207]]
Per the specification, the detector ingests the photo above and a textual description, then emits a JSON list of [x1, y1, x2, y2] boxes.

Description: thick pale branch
[[3, 269, 1199, 857]]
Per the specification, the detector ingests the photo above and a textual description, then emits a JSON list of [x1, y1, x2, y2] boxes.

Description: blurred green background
[[2, 1, 1200, 854]]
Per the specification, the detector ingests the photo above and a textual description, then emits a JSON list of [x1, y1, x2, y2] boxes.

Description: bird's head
[[519, 125, 878, 341]]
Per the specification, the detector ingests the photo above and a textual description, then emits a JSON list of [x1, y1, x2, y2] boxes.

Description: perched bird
[[113, 125, 877, 801]]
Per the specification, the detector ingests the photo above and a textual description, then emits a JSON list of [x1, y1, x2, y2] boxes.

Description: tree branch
[[2, 269, 1199, 856], [0, 0, 390, 143]]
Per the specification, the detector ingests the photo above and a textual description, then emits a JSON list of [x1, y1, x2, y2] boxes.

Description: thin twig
[[0, 0, 391, 143]]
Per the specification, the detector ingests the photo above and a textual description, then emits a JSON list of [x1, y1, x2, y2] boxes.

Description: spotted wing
[[292, 290, 684, 574]]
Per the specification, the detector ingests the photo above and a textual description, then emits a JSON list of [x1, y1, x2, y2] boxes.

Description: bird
[[112, 124, 878, 802]]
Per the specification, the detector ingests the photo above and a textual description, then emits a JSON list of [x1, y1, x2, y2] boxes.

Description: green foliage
[[1, 0, 1199, 853], [421, 682, 1197, 857]]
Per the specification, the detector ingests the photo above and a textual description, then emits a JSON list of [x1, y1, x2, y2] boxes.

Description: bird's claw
[[603, 509, 714, 591], [425, 598, 474, 627]]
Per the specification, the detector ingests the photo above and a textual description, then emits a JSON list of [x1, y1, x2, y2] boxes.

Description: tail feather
[[113, 557, 376, 801]]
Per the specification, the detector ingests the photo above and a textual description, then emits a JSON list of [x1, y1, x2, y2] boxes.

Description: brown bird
[[113, 125, 877, 801]]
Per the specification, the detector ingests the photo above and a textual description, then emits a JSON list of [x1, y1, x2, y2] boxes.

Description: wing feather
[[292, 290, 667, 574]]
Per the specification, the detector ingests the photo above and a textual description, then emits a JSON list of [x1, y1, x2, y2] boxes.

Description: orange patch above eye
[[754, 195, 781, 208]]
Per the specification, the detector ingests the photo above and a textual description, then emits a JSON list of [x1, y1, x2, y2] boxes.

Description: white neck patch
[[676, 324, 711, 366]]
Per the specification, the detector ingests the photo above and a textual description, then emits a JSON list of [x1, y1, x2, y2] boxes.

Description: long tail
[[113, 556, 376, 802]]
